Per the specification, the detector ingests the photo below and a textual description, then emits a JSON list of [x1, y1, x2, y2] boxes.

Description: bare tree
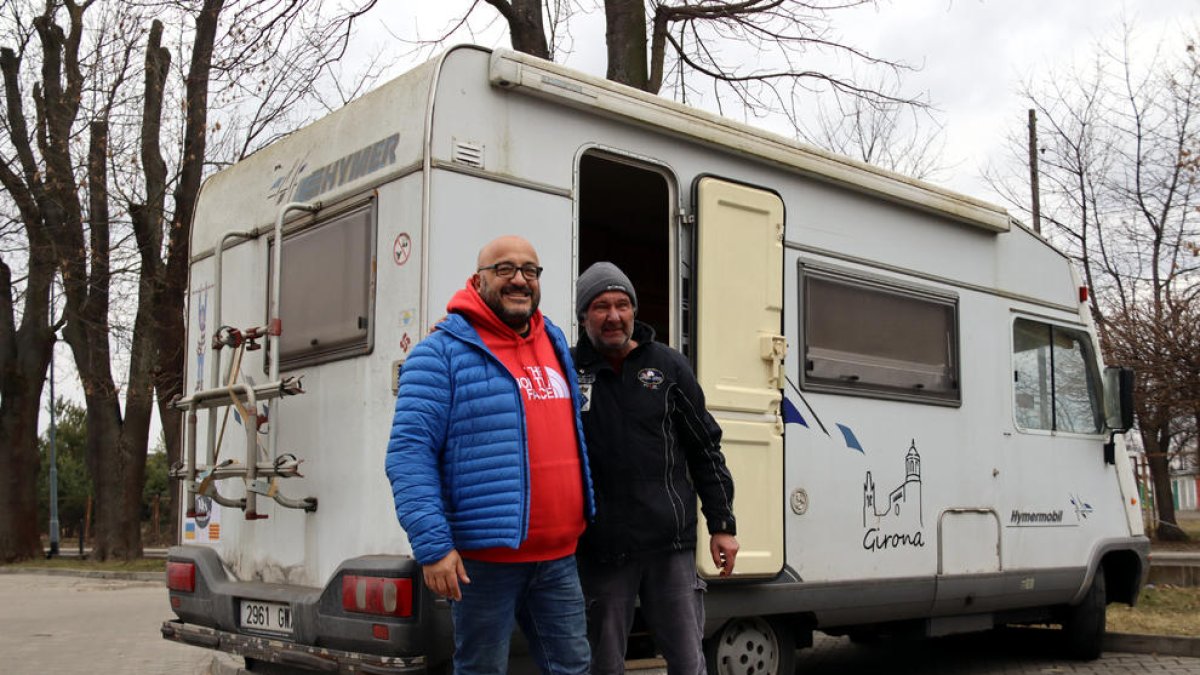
[[415, 1, 923, 123], [0, 1, 69, 562], [799, 69, 947, 180], [988, 26, 1199, 540], [0, 0, 377, 561]]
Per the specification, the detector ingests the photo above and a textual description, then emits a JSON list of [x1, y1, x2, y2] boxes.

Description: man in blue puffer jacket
[[386, 235, 594, 675]]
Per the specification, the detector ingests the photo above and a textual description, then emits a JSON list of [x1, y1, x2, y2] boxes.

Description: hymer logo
[[1010, 510, 1064, 525]]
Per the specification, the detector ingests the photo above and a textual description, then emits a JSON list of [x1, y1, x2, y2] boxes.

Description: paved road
[[3, 571, 1197, 674], [633, 629, 1200, 675], [795, 630, 1200, 674], [0, 573, 211, 675]]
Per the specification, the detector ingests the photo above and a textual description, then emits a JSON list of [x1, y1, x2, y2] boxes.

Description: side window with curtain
[[1012, 318, 1103, 434], [801, 267, 960, 405], [269, 203, 376, 370]]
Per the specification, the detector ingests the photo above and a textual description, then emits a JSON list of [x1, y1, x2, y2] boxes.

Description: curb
[[1104, 631, 1200, 658], [0, 566, 164, 582]]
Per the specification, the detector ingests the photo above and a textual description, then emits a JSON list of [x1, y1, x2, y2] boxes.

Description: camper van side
[[161, 46, 1148, 675]]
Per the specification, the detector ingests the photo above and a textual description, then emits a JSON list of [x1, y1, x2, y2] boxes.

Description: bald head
[[472, 235, 542, 333], [477, 235, 538, 269]]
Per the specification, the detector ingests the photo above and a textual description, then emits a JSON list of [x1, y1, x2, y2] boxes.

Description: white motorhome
[[162, 45, 1148, 674]]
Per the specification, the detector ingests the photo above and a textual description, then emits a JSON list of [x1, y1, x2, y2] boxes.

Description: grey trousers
[[577, 550, 707, 675]]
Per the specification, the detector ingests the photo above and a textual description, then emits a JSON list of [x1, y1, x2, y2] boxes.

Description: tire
[[1061, 563, 1106, 660], [705, 616, 796, 675]]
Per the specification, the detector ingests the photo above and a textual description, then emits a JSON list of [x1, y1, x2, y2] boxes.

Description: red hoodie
[[447, 281, 586, 562]]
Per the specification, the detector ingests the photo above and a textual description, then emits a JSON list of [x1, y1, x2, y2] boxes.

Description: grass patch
[[1, 556, 165, 573], [1108, 584, 1200, 637], [1182, 518, 1200, 539]]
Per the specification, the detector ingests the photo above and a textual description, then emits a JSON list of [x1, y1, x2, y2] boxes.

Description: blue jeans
[[451, 555, 590, 675]]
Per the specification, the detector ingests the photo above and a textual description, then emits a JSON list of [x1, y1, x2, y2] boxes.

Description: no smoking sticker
[[393, 233, 412, 266]]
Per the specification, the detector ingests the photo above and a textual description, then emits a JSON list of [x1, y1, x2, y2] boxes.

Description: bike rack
[[172, 202, 321, 521]]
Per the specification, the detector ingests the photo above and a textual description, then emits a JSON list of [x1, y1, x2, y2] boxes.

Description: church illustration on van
[[863, 440, 924, 529]]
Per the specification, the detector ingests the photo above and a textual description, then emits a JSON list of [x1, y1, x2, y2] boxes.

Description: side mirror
[[1103, 366, 1135, 432], [1102, 366, 1135, 465]]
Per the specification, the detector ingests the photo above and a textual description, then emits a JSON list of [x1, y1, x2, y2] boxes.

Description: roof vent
[[452, 140, 484, 169]]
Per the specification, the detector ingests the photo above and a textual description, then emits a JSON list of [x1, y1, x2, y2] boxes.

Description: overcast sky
[[371, 1, 1197, 206], [41, 1, 1198, 434]]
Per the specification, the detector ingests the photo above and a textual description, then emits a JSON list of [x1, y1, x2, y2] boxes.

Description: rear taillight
[[167, 561, 196, 593], [341, 575, 413, 617]]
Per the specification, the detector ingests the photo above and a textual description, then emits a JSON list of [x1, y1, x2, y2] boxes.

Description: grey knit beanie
[[576, 262, 637, 318]]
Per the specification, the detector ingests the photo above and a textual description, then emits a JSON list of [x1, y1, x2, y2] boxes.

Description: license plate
[[239, 599, 294, 635]]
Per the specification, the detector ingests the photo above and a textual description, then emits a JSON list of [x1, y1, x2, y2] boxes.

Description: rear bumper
[[161, 619, 426, 674], [164, 545, 452, 672]]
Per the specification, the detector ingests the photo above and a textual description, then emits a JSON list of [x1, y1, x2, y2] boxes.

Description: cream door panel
[[694, 177, 785, 578]]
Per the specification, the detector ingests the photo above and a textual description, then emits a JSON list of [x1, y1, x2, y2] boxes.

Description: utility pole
[[1028, 108, 1042, 234]]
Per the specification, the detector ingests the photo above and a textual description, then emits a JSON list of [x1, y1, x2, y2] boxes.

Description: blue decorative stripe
[[836, 424, 865, 453], [782, 398, 808, 427]]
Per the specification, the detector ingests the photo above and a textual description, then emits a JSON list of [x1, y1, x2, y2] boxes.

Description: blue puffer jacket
[[385, 312, 594, 565]]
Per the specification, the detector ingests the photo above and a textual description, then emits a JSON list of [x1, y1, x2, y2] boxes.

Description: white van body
[[162, 45, 1148, 674]]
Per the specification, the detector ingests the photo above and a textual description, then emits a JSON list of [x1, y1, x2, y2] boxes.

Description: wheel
[[1061, 563, 1106, 660], [705, 616, 796, 675]]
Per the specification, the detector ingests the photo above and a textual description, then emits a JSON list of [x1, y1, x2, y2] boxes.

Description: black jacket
[[573, 321, 735, 563]]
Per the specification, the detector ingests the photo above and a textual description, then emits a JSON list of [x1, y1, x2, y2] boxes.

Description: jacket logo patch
[[577, 372, 596, 385], [518, 366, 571, 401], [637, 368, 665, 389], [579, 384, 592, 412]]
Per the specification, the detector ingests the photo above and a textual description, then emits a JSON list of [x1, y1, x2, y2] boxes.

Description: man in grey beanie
[[572, 261, 738, 675]]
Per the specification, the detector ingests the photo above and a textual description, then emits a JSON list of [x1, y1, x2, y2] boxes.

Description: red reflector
[[1079, 286, 1088, 302], [372, 623, 390, 640], [171, 596, 182, 609], [167, 561, 196, 593], [341, 575, 413, 617]]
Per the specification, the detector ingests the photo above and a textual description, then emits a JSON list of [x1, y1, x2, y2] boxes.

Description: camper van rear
[[161, 45, 1148, 674]]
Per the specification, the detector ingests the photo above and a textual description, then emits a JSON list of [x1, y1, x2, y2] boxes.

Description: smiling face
[[583, 289, 636, 357], [473, 236, 541, 332]]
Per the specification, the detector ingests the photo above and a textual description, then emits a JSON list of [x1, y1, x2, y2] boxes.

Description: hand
[[423, 549, 471, 601], [710, 533, 739, 577]]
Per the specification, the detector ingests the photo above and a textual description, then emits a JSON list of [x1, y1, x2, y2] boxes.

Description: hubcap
[[711, 617, 780, 675]]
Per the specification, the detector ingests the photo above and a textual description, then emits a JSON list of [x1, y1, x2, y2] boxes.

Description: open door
[[692, 176, 785, 578]]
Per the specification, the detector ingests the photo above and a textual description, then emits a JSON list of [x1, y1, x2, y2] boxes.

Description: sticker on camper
[[268, 155, 310, 206], [393, 233, 412, 266], [1070, 494, 1094, 520], [862, 439, 925, 552], [400, 333, 412, 353], [195, 289, 208, 392], [400, 309, 415, 328], [291, 134, 400, 203], [185, 497, 221, 543]]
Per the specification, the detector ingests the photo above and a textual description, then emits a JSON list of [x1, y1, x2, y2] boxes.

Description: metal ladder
[[171, 202, 321, 520]]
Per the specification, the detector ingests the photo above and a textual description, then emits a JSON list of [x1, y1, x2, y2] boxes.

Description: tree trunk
[[1142, 424, 1187, 541], [148, 0, 225, 547], [81, 399, 149, 559], [0, 248, 56, 562], [156, 350, 183, 545], [0, 41, 59, 564], [604, 0, 648, 90], [509, 0, 549, 59]]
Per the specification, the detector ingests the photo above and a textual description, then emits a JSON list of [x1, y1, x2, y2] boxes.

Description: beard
[[479, 280, 539, 330]]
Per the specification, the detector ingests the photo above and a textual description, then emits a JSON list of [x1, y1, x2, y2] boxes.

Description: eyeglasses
[[477, 262, 544, 280]]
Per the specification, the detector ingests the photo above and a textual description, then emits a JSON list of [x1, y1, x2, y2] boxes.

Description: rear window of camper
[[1012, 318, 1103, 434], [269, 203, 376, 369], [801, 268, 960, 405]]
